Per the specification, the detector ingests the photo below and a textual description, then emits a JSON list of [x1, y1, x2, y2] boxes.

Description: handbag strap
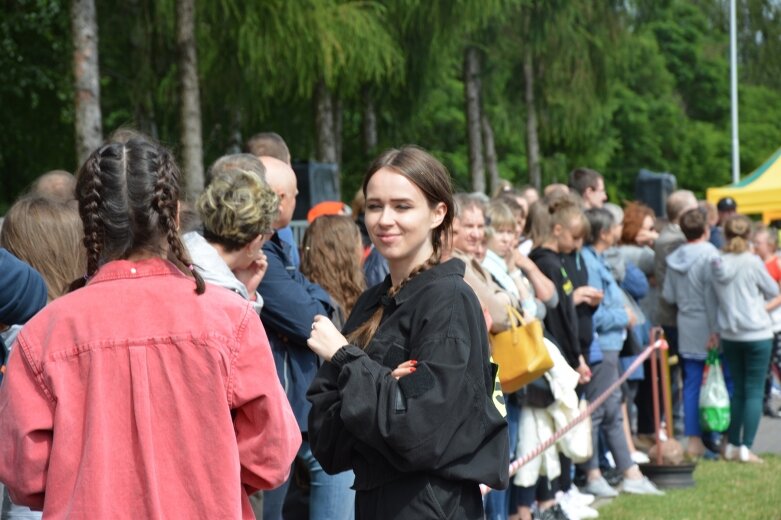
[[506, 305, 526, 329]]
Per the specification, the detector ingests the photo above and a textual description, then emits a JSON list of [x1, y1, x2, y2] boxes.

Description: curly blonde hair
[[197, 170, 279, 251], [300, 215, 365, 316]]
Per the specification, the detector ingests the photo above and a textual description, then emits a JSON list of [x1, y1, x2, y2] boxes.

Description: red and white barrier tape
[[480, 339, 667, 496]]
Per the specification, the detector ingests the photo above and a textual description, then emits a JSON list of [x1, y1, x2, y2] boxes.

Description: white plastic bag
[[699, 350, 730, 432]]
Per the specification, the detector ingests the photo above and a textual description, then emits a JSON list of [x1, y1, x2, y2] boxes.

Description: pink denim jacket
[[0, 258, 301, 519]]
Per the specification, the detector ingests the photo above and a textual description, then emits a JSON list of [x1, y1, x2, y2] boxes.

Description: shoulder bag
[[490, 306, 553, 393]]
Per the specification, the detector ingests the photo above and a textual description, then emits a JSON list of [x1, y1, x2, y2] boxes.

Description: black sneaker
[[538, 504, 571, 520], [603, 467, 623, 487], [702, 432, 723, 454]]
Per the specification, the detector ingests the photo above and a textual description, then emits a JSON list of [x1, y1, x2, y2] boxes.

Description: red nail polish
[[409, 367, 416, 373], [410, 360, 418, 366]]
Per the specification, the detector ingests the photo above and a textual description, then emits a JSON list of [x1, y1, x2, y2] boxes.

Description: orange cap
[[307, 201, 347, 223]]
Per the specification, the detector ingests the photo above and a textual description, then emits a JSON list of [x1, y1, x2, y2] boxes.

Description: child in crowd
[[662, 207, 721, 458]]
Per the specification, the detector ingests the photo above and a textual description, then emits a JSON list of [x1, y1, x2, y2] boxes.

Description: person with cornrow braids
[[306, 146, 509, 519], [0, 137, 300, 520]]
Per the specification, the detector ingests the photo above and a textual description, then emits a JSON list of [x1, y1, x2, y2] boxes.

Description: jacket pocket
[[424, 475, 464, 519]]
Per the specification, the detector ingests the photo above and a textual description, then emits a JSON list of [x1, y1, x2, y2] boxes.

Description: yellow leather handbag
[[490, 306, 553, 393]]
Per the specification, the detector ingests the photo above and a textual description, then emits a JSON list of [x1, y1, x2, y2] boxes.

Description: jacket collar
[[88, 257, 186, 285], [390, 258, 465, 305]]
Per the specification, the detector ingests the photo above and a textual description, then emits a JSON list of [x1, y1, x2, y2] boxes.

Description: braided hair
[[346, 145, 453, 348], [68, 138, 205, 294]]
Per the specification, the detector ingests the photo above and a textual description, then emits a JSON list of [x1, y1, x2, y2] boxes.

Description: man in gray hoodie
[[662, 208, 720, 457]]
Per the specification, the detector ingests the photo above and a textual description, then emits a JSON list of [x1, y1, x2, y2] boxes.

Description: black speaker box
[[291, 161, 340, 221], [635, 169, 677, 219]]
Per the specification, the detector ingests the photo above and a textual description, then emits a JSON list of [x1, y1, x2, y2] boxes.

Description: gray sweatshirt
[[662, 241, 719, 359], [183, 231, 263, 314], [711, 251, 778, 341]]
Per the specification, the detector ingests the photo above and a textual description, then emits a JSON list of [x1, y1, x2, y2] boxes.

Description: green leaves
[[205, 0, 403, 99], [4, 0, 781, 209]]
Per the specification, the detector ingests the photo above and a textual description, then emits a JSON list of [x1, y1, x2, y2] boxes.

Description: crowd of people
[[0, 130, 779, 520]]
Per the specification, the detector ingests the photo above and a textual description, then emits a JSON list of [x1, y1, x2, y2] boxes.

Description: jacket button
[[130, 268, 137, 274]]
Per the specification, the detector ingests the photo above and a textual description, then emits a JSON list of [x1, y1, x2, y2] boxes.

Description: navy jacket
[[259, 233, 333, 431]]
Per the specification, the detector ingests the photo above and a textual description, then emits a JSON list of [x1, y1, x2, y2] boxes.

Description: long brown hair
[[347, 145, 454, 348], [1, 196, 87, 300], [301, 215, 365, 316]]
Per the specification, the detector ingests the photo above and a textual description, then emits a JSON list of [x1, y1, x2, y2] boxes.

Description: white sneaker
[[575, 505, 599, 519], [631, 451, 650, 464], [620, 476, 665, 496], [564, 486, 595, 507], [558, 495, 581, 520], [581, 476, 619, 498], [724, 443, 741, 461], [558, 494, 600, 520]]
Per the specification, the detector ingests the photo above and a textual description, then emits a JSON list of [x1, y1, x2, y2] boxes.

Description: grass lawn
[[597, 455, 781, 520]]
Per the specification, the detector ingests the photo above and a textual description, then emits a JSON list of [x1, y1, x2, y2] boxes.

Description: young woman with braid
[[0, 138, 300, 519], [306, 146, 509, 519]]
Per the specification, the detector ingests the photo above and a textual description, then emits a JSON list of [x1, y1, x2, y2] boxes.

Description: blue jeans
[[681, 358, 706, 437], [263, 440, 355, 520]]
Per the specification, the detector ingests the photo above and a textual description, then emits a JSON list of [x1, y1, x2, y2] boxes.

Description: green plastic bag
[[699, 350, 730, 432]]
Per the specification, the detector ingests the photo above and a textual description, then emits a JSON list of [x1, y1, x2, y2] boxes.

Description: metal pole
[[730, 0, 740, 184], [660, 342, 674, 439], [651, 345, 662, 466]]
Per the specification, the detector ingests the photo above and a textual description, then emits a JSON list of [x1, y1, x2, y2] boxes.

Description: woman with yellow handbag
[[481, 199, 558, 520]]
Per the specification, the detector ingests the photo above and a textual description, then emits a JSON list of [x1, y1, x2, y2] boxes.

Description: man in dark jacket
[[258, 158, 354, 520]]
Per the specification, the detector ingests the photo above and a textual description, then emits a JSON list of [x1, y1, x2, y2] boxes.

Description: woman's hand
[[513, 249, 534, 271], [234, 251, 268, 296], [391, 360, 417, 380], [635, 228, 659, 246], [573, 286, 603, 306], [625, 305, 637, 328], [577, 355, 592, 384], [308, 315, 349, 362]]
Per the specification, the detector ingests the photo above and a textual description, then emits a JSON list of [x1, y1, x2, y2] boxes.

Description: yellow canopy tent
[[707, 148, 781, 223]]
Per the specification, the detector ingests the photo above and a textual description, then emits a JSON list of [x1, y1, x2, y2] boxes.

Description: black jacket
[[307, 259, 509, 492], [563, 251, 596, 363], [529, 247, 581, 368]]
